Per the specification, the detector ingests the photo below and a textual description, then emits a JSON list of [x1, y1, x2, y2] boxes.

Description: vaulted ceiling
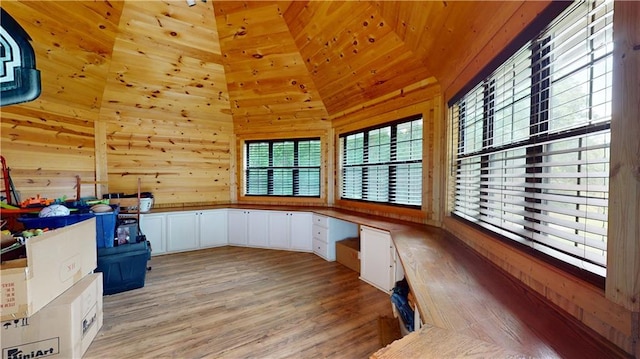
[[2, 1, 553, 125], [0, 0, 552, 204], [213, 1, 551, 121]]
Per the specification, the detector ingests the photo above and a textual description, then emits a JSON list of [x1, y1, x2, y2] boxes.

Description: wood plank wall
[[1, 1, 234, 207], [606, 0, 640, 316], [215, 2, 330, 133], [1, 1, 124, 201], [606, 4, 640, 357], [100, 1, 233, 206], [215, 2, 331, 206]]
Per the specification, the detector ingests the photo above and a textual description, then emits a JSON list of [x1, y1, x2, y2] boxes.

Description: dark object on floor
[[391, 278, 414, 332], [95, 240, 151, 295], [378, 315, 402, 347]]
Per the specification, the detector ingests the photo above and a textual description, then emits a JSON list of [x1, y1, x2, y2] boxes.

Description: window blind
[[452, 0, 613, 276], [245, 138, 321, 197], [340, 116, 423, 207]]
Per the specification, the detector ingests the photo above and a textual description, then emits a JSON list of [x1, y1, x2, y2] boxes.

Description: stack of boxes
[[1, 218, 104, 358]]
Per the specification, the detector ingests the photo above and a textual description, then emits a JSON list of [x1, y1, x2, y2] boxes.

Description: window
[[340, 115, 423, 207], [245, 138, 321, 197], [245, 138, 320, 197], [451, 0, 613, 277]]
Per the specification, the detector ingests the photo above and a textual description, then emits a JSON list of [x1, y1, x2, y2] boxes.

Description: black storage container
[[95, 241, 150, 295]]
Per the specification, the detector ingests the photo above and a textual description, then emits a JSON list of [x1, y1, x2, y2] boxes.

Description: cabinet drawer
[[313, 214, 328, 227], [312, 224, 328, 241], [313, 238, 328, 258]]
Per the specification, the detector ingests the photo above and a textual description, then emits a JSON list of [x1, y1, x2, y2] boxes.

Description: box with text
[[1, 219, 97, 321], [1, 273, 103, 359]]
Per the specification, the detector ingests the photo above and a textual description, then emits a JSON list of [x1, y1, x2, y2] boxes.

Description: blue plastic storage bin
[[96, 241, 150, 295], [94, 206, 119, 248], [18, 213, 95, 230]]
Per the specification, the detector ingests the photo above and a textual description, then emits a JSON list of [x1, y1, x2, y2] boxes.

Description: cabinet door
[[360, 226, 393, 292], [199, 210, 228, 248], [140, 213, 166, 256], [247, 210, 269, 247], [268, 211, 290, 249], [392, 242, 405, 285], [167, 212, 199, 252], [290, 212, 312, 251], [227, 209, 248, 246]]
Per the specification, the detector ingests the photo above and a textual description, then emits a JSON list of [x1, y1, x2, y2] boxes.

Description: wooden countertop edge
[[370, 324, 525, 359], [145, 204, 418, 232]]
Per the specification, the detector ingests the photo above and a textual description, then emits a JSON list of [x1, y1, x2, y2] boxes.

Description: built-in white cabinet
[[227, 209, 248, 246], [360, 225, 404, 293], [248, 210, 269, 247], [139, 213, 166, 256], [312, 214, 359, 261], [199, 210, 228, 248], [267, 211, 313, 251], [166, 210, 228, 253], [267, 211, 291, 250], [288, 212, 313, 251], [227, 209, 269, 247], [167, 211, 199, 252], [142, 209, 406, 294]]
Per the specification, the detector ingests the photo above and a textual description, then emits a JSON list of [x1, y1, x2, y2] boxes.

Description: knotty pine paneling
[[285, 1, 432, 115], [416, 1, 524, 92], [1, 1, 123, 201], [215, 2, 329, 134], [442, 1, 555, 100], [371, 1, 554, 102], [100, 1, 234, 206], [606, 0, 640, 315], [2, 1, 122, 119]]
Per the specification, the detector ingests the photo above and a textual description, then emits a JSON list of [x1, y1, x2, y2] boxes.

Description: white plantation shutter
[[340, 116, 423, 207], [245, 138, 320, 197], [452, 0, 612, 276]]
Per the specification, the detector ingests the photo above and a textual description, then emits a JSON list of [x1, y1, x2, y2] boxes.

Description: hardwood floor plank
[[85, 246, 396, 358]]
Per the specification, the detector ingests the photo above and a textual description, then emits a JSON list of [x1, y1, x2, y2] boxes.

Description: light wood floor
[[84, 246, 398, 359]]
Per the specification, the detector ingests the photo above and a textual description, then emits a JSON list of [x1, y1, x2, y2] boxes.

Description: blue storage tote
[[18, 213, 95, 230], [94, 206, 119, 248], [95, 241, 150, 295], [19, 206, 119, 248]]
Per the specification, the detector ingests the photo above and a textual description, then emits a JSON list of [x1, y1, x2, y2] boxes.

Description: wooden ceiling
[[214, 0, 551, 120], [0, 0, 551, 204], [1, 0, 553, 126]]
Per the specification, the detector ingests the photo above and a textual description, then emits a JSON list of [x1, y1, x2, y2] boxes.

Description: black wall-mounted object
[[1, 8, 41, 107]]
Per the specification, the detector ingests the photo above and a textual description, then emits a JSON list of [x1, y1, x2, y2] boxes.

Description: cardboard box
[[336, 237, 360, 273], [1, 218, 97, 321], [1, 273, 103, 359]]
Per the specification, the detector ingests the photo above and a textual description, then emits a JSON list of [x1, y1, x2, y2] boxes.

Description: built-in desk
[[308, 208, 626, 358]]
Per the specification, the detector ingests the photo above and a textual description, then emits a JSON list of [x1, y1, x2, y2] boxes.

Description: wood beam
[[606, 0, 640, 320]]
